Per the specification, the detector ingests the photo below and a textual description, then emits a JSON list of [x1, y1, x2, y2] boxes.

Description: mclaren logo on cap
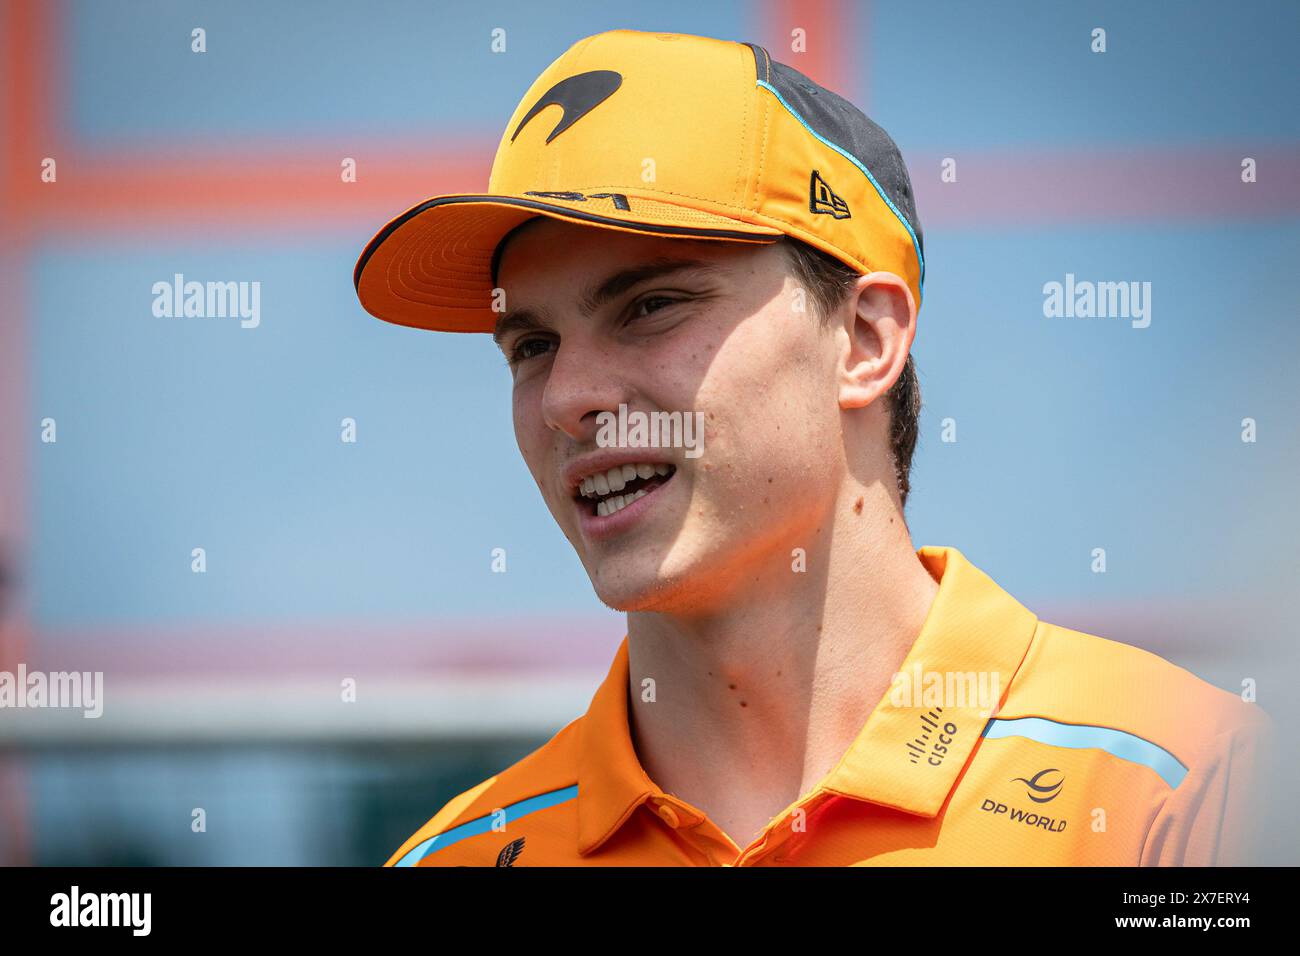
[[512, 70, 623, 144], [810, 170, 851, 219]]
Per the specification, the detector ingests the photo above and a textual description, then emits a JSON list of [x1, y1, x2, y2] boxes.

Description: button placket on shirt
[[649, 796, 728, 865], [656, 802, 680, 828], [647, 795, 805, 865], [649, 797, 704, 831], [736, 833, 782, 866], [737, 794, 823, 865]]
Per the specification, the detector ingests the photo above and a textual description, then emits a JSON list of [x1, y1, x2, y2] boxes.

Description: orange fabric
[[386, 546, 1274, 866]]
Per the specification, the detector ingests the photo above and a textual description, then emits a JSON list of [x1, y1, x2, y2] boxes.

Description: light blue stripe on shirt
[[981, 716, 1189, 789], [394, 783, 579, 867]]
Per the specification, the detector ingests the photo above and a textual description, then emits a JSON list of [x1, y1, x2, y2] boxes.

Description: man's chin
[[585, 558, 683, 614], [584, 551, 722, 615], [588, 573, 665, 614]]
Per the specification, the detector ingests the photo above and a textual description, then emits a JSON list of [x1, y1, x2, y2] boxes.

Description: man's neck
[[624, 484, 941, 852]]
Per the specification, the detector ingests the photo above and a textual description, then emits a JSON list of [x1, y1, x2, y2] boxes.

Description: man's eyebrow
[[492, 309, 550, 347], [492, 256, 725, 346], [579, 257, 724, 315]]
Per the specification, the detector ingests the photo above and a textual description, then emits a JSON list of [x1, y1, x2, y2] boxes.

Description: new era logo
[[809, 170, 850, 219]]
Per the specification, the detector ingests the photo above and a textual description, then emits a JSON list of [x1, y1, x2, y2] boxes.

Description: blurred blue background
[[1, 0, 1296, 865]]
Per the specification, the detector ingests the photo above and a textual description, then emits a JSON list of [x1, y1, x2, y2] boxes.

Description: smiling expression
[[493, 216, 856, 614]]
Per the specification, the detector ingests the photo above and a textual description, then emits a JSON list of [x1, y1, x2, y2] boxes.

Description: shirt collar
[[576, 632, 658, 855], [575, 545, 1039, 855]]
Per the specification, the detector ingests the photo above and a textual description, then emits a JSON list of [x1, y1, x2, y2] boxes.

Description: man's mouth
[[574, 462, 677, 517]]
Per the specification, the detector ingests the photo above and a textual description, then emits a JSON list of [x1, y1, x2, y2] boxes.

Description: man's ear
[[837, 272, 917, 411]]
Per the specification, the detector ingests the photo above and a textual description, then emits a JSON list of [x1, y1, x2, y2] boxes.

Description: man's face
[[494, 217, 852, 614]]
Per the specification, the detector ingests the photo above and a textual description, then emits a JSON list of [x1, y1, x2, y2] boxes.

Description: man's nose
[[540, 339, 631, 442]]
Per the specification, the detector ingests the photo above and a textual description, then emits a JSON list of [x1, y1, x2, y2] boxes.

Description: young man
[[355, 30, 1273, 866]]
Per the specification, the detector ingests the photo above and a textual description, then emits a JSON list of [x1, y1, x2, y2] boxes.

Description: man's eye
[[631, 295, 679, 319], [510, 336, 555, 364]]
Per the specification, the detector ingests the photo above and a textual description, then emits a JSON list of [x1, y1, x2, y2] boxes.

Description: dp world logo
[[1012, 768, 1064, 804]]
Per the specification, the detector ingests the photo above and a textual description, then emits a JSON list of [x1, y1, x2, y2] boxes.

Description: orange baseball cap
[[354, 28, 925, 333]]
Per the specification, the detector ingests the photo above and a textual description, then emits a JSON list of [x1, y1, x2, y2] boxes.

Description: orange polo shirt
[[386, 546, 1275, 866]]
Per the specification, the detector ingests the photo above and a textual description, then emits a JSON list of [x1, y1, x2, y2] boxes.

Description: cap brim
[[353, 192, 784, 333]]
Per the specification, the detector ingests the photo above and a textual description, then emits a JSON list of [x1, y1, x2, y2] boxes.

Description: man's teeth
[[596, 489, 649, 517], [579, 463, 671, 499]]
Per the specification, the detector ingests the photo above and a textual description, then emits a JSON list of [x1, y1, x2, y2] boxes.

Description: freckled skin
[[494, 217, 893, 619]]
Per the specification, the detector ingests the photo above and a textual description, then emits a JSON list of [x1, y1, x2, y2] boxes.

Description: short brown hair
[[779, 236, 922, 512]]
